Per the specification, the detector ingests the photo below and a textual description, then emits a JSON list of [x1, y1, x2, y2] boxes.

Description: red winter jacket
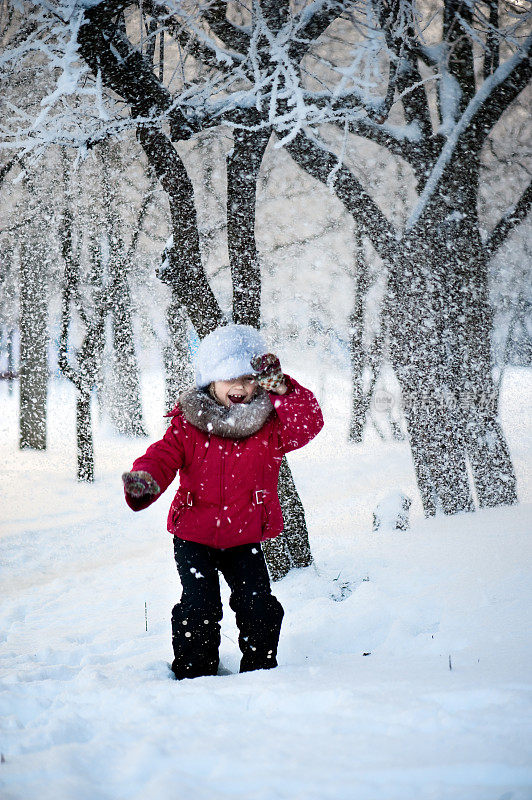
[[124, 376, 323, 548]]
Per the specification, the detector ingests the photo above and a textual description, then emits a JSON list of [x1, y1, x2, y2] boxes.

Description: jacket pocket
[[260, 497, 283, 540], [169, 492, 187, 529], [259, 496, 276, 539], [260, 501, 269, 529]]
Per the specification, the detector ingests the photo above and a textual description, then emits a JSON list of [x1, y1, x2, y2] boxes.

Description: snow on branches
[[1, 0, 530, 241]]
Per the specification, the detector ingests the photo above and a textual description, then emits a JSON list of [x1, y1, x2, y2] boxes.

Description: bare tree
[[71, 2, 316, 577], [2, 0, 531, 527], [18, 177, 50, 450], [99, 142, 147, 437], [58, 154, 106, 481], [280, 1, 531, 513]]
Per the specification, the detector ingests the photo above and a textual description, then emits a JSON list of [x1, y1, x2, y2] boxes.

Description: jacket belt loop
[[254, 490, 264, 505], [186, 491, 193, 506]]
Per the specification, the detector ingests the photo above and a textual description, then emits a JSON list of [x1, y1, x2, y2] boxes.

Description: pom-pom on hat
[[194, 324, 266, 388]]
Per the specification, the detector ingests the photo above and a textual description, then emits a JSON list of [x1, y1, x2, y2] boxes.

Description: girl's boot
[[231, 593, 284, 673], [171, 603, 221, 679]]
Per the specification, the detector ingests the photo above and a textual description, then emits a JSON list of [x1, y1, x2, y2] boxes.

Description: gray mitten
[[122, 470, 160, 498]]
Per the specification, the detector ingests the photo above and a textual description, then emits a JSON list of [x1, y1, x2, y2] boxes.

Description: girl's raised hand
[[250, 353, 287, 394]]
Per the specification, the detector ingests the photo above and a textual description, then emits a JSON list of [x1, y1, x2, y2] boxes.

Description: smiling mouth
[[228, 394, 247, 404]]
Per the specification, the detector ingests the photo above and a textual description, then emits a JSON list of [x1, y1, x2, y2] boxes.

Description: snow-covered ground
[[1, 368, 531, 800]]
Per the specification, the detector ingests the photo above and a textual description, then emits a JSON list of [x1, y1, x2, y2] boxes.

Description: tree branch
[[374, 0, 433, 139], [405, 40, 532, 231], [293, 87, 427, 167], [443, 0, 477, 113], [1, 16, 38, 51], [483, 0, 500, 79], [472, 36, 532, 145], [485, 179, 532, 259], [78, 2, 192, 140], [289, 0, 345, 62], [126, 179, 158, 260], [227, 126, 271, 326], [0, 154, 24, 189], [395, 55, 433, 141], [137, 124, 224, 335], [142, 0, 245, 73], [202, 0, 250, 54], [261, 0, 291, 34], [340, 116, 429, 169], [285, 131, 399, 264]]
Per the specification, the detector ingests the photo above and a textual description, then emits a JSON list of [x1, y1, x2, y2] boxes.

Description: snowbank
[[1, 371, 531, 800]]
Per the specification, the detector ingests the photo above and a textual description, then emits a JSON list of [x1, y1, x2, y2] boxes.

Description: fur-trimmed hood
[[178, 386, 273, 439]]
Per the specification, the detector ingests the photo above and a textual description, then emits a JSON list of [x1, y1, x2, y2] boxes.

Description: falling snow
[[1, 2, 531, 798]]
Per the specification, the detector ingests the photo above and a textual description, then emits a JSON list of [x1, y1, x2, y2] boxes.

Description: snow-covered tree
[[2, 0, 531, 524], [279, 1, 532, 515]]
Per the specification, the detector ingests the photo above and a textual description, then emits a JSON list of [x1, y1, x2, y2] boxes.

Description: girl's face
[[211, 375, 258, 408]]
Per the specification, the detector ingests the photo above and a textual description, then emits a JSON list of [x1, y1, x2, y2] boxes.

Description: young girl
[[122, 324, 323, 679]]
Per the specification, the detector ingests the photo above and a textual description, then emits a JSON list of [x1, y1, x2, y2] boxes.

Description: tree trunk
[[389, 212, 518, 515], [109, 271, 147, 436], [19, 237, 48, 450], [5, 328, 15, 395], [226, 128, 314, 579], [285, 122, 521, 516], [349, 230, 370, 442], [399, 381, 476, 515], [261, 536, 292, 583], [263, 459, 314, 582], [452, 221, 518, 509], [227, 128, 270, 325], [102, 143, 147, 437], [138, 126, 224, 336], [76, 313, 106, 482], [76, 390, 94, 482], [277, 458, 313, 569], [465, 413, 518, 507], [164, 296, 194, 411], [58, 154, 103, 483]]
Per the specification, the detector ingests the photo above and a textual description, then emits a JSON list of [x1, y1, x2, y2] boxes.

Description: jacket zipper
[[217, 442, 226, 546]]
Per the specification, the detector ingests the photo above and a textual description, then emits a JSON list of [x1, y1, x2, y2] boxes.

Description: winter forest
[[1, 0, 531, 798]]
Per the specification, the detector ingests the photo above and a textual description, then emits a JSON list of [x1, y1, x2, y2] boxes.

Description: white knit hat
[[194, 324, 267, 388]]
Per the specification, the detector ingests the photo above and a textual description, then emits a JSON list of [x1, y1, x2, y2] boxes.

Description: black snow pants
[[171, 536, 284, 680]]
